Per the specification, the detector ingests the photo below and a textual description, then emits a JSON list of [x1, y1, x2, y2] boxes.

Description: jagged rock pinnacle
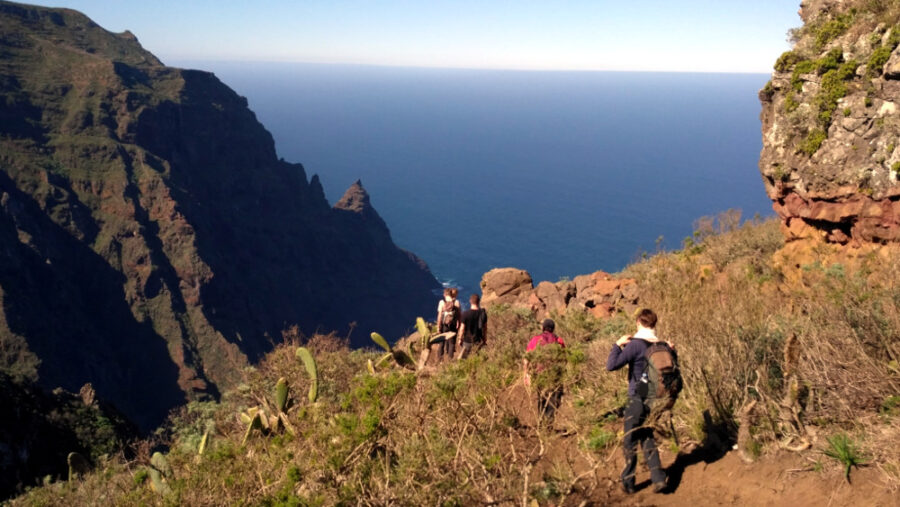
[[334, 180, 388, 230]]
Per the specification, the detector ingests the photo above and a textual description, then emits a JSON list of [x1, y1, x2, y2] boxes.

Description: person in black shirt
[[456, 294, 488, 360]]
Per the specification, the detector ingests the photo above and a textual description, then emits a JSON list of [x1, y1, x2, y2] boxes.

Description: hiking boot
[[652, 481, 667, 493], [622, 482, 636, 495]]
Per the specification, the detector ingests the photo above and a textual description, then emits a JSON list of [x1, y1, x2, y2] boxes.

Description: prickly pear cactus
[[416, 317, 431, 349], [370, 332, 391, 352], [295, 347, 319, 402], [275, 377, 289, 412], [198, 429, 210, 455], [150, 451, 172, 478], [241, 407, 263, 445], [148, 467, 172, 496]]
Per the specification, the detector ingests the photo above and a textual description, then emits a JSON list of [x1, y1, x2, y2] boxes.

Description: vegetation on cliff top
[[768, 0, 900, 156], [11, 215, 899, 505]]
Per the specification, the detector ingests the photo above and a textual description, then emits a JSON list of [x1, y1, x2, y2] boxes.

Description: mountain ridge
[[0, 0, 440, 430]]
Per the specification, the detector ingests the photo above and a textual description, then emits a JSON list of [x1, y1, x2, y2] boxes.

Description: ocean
[[177, 62, 773, 293]]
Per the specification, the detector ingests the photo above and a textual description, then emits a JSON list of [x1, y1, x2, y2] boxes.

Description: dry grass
[[11, 215, 900, 504]]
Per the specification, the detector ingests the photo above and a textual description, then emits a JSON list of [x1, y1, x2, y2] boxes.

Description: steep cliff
[[759, 0, 900, 244], [0, 1, 439, 429]]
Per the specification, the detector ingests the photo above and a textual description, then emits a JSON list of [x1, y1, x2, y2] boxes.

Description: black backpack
[[641, 341, 683, 423]]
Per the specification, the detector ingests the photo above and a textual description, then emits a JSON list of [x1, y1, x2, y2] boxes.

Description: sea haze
[[177, 62, 773, 294]]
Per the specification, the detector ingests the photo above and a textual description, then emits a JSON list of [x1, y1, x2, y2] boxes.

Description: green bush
[[784, 93, 800, 113], [813, 13, 855, 50], [800, 129, 827, 156], [868, 45, 893, 75], [775, 50, 804, 72], [791, 60, 817, 92], [817, 48, 844, 74]]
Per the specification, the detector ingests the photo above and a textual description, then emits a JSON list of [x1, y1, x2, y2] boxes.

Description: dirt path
[[501, 381, 895, 506], [586, 448, 895, 506]]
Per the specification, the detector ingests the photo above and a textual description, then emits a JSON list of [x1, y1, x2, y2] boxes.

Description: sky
[[25, 0, 802, 73]]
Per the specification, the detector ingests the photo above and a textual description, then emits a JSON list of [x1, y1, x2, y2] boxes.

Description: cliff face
[[0, 1, 439, 429], [759, 0, 900, 245]]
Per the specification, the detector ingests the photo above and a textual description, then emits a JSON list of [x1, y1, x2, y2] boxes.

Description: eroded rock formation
[[759, 0, 900, 244], [479, 267, 639, 319]]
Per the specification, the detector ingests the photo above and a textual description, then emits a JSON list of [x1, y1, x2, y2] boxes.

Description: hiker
[[606, 308, 669, 494], [436, 287, 461, 358], [523, 318, 566, 424], [456, 294, 488, 359]]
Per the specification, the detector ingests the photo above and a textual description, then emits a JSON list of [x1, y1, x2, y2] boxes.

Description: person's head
[[469, 294, 480, 307], [449, 287, 458, 299], [636, 308, 658, 330], [541, 318, 555, 333], [443, 287, 453, 300]]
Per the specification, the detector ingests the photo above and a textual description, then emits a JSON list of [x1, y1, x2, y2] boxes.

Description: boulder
[[480, 268, 534, 307], [534, 281, 567, 315], [884, 46, 900, 80]]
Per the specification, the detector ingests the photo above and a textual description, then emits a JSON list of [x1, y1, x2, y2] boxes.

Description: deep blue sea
[[177, 62, 773, 293]]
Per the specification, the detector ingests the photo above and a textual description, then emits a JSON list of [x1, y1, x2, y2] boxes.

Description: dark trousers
[[441, 334, 456, 359], [622, 396, 665, 487], [537, 386, 563, 423], [439, 324, 456, 359]]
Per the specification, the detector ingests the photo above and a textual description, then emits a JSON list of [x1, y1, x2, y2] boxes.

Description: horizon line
[[166, 57, 773, 76]]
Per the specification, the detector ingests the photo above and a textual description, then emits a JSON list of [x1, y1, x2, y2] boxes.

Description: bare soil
[[596, 449, 896, 507], [504, 381, 896, 506]]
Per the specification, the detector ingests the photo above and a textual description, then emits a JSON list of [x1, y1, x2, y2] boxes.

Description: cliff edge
[[759, 0, 900, 244], [0, 1, 439, 429]]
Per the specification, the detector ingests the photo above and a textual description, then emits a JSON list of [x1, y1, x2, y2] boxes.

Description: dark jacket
[[606, 338, 652, 397]]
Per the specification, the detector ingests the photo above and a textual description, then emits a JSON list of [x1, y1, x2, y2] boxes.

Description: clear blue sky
[[26, 0, 801, 72]]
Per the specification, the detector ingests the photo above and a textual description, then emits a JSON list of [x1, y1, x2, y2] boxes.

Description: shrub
[[800, 129, 828, 155], [868, 45, 893, 75], [784, 93, 800, 113], [775, 51, 804, 72], [813, 12, 855, 50], [791, 60, 817, 92], [817, 48, 844, 74]]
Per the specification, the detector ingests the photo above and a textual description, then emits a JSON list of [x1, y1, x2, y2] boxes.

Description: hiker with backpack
[[606, 308, 680, 495], [456, 293, 488, 360], [523, 319, 567, 425], [436, 287, 461, 359]]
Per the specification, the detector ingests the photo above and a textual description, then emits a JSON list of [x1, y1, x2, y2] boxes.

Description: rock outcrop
[[0, 372, 136, 500], [479, 267, 639, 319], [759, 0, 900, 245], [0, 1, 439, 429]]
